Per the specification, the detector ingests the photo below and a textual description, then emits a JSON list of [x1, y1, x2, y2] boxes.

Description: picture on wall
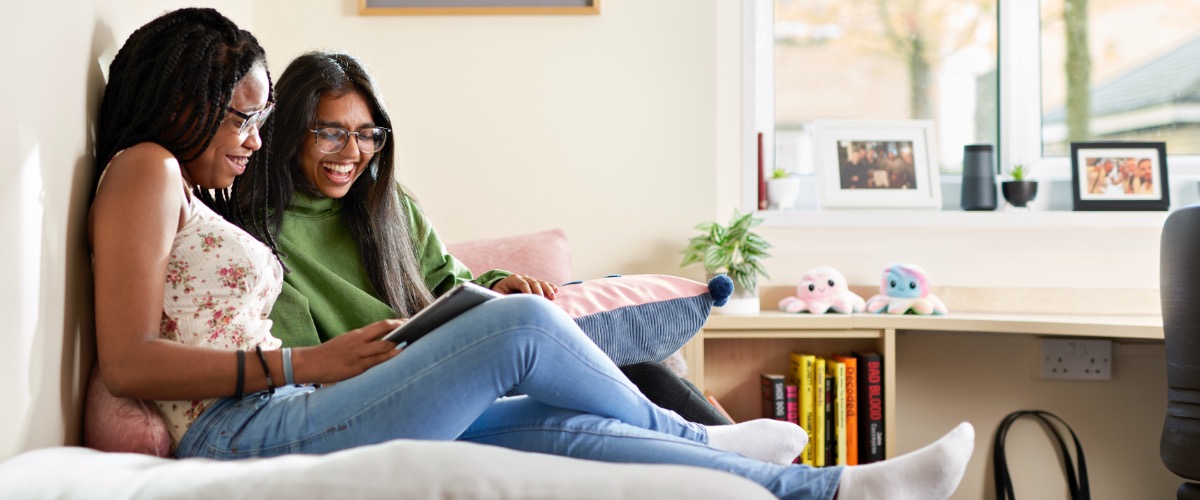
[[359, 0, 599, 15], [1069, 141, 1169, 211], [812, 120, 941, 209]]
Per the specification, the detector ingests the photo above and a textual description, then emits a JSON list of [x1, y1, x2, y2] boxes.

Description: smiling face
[[300, 90, 376, 199], [180, 64, 270, 189], [799, 266, 849, 299], [882, 265, 927, 298]]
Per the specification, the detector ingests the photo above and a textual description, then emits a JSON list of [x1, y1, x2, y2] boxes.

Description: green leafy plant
[[680, 210, 771, 294], [771, 167, 790, 180], [1009, 163, 1032, 181]]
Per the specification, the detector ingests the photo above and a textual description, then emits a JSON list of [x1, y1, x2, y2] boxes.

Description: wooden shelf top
[[704, 311, 1163, 340]]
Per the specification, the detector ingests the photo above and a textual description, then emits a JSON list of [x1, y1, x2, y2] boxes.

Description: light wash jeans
[[176, 295, 842, 499]]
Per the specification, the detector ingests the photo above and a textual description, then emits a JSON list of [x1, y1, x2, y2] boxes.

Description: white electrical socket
[[1040, 338, 1112, 381]]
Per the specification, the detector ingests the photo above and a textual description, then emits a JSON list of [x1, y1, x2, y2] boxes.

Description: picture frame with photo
[[1069, 141, 1169, 211], [811, 119, 941, 209], [359, 0, 599, 15]]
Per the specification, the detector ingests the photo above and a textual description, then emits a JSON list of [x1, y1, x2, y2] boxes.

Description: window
[[766, 0, 998, 175], [1039, 0, 1200, 157], [750, 0, 1200, 211]]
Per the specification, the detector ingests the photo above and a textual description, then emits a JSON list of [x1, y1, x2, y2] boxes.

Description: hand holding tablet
[[383, 282, 502, 348]]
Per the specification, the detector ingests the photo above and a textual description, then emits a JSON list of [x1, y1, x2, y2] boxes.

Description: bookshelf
[[681, 313, 896, 459], [680, 287, 1163, 461]]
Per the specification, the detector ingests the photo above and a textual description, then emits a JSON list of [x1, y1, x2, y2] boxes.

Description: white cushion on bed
[[0, 440, 773, 499]]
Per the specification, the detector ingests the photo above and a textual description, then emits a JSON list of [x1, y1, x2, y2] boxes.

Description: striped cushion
[[554, 274, 733, 366]]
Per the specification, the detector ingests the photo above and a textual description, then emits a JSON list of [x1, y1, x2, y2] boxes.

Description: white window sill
[[756, 208, 1169, 229], [755, 174, 1189, 229]]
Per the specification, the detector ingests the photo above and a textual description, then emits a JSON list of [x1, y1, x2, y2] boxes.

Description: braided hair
[[233, 52, 433, 317], [95, 7, 273, 228]]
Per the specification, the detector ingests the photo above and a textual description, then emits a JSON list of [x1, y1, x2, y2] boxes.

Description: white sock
[[836, 422, 974, 500], [706, 419, 809, 466]]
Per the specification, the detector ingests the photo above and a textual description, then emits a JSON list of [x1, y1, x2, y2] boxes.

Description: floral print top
[[154, 194, 283, 445]]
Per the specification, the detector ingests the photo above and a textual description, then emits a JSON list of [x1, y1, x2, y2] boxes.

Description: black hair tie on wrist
[[255, 345, 275, 395], [234, 349, 245, 399]]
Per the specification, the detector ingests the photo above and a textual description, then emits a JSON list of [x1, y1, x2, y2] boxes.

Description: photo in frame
[[811, 120, 941, 209], [1069, 141, 1169, 211]]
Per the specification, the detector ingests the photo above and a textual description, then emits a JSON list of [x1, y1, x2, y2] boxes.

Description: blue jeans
[[176, 295, 841, 500]]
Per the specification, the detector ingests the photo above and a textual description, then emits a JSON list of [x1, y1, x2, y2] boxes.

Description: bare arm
[[90, 144, 399, 400]]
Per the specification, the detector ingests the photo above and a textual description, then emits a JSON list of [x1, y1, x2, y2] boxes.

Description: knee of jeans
[[496, 293, 568, 319], [489, 294, 582, 344]]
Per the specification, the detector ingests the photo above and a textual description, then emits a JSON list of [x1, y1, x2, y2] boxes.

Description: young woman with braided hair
[[92, 5, 805, 471], [90, 9, 973, 497]]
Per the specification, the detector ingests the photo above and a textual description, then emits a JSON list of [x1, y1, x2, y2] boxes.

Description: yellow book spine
[[795, 353, 816, 465], [832, 360, 847, 466], [813, 357, 826, 467]]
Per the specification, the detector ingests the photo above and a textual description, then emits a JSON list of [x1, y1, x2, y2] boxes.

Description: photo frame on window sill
[[359, 0, 599, 16], [811, 119, 941, 210], [1069, 141, 1169, 211]]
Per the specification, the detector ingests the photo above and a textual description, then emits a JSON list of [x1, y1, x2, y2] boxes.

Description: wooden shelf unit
[[680, 308, 1163, 460]]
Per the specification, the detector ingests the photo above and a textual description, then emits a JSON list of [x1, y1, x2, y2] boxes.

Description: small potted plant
[[766, 167, 801, 210], [1001, 163, 1038, 208], [681, 210, 772, 314]]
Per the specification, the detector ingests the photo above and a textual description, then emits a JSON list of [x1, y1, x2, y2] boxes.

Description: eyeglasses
[[227, 102, 275, 135], [309, 126, 390, 154]]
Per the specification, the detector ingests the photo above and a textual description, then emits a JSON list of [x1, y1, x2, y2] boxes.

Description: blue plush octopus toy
[[864, 264, 948, 315]]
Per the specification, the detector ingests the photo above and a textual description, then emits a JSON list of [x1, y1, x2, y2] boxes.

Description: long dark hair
[[94, 7, 272, 219], [235, 51, 433, 317]]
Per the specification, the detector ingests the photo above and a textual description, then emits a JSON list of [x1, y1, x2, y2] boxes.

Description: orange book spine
[[835, 355, 859, 465]]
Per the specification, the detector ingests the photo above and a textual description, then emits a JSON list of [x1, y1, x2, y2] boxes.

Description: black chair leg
[[1180, 482, 1200, 500]]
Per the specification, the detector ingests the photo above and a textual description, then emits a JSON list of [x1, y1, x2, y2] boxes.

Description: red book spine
[[757, 132, 767, 210], [786, 384, 799, 424]]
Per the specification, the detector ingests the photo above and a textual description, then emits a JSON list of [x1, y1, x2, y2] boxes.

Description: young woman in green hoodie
[[233, 51, 732, 425]]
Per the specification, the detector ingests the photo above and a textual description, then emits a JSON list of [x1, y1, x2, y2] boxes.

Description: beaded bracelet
[[255, 345, 275, 395]]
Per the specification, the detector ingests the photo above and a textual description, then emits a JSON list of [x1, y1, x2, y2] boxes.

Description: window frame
[[743, 0, 1200, 214]]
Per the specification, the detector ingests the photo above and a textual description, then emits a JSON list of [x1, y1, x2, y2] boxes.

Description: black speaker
[[961, 144, 997, 211]]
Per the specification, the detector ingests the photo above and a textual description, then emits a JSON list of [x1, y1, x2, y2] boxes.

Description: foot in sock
[[705, 419, 809, 466], [836, 421, 974, 500]]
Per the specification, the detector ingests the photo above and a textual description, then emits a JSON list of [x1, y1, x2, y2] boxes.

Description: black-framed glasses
[[309, 126, 390, 154], [227, 102, 275, 135]]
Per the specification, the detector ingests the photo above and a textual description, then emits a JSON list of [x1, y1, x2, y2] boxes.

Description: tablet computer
[[383, 282, 502, 347]]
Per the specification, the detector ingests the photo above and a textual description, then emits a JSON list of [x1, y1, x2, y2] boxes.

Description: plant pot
[[1001, 180, 1038, 208], [710, 273, 760, 315], [767, 177, 801, 210]]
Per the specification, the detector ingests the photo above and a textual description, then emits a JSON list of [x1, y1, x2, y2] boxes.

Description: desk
[[680, 311, 1163, 459]]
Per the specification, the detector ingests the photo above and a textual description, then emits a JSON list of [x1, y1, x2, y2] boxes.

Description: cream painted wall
[[251, 0, 720, 280], [897, 333, 1177, 499], [0, 0, 1180, 496], [0, 0, 253, 462]]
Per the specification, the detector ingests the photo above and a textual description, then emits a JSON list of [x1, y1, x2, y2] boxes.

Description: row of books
[[760, 351, 884, 466]]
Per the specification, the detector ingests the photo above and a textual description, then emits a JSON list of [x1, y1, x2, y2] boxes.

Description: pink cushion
[[553, 275, 714, 318], [84, 364, 172, 457], [447, 229, 572, 285]]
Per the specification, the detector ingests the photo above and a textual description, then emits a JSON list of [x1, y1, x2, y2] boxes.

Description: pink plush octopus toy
[[864, 263, 948, 315], [778, 266, 865, 314]]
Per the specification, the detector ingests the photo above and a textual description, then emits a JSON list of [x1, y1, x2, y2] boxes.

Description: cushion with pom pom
[[552, 274, 732, 366]]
